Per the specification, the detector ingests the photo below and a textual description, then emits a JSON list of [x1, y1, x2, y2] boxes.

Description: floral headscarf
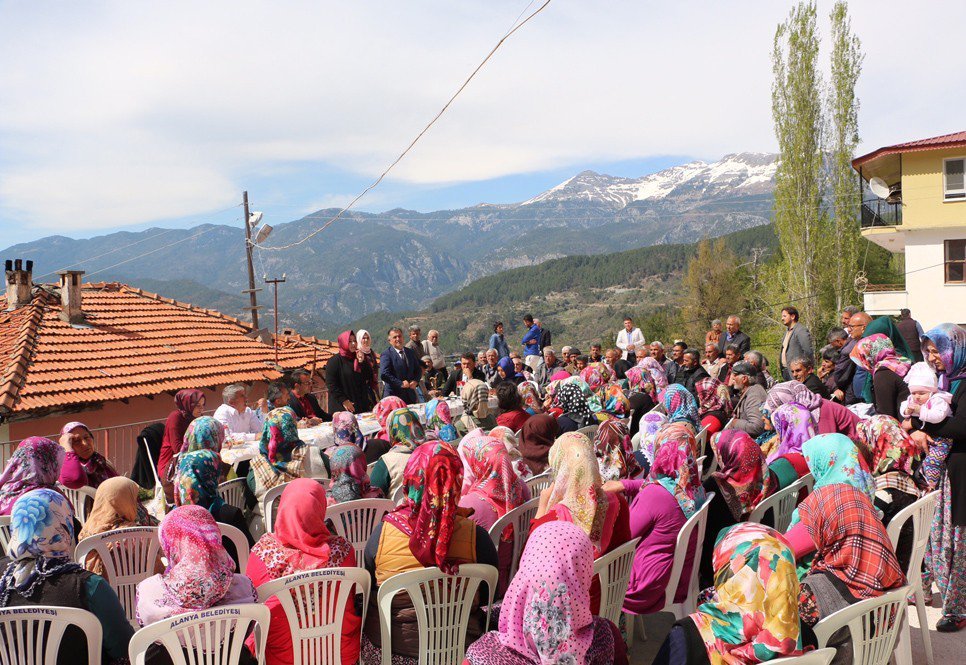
[[374, 396, 407, 440], [857, 415, 923, 496], [424, 399, 458, 442], [648, 425, 706, 519], [383, 441, 465, 573], [258, 408, 304, 475], [179, 415, 225, 455], [387, 407, 425, 452], [922, 323, 966, 391], [462, 436, 528, 520], [326, 444, 383, 503], [638, 412, 669, 465], [332, 411, 365, 447], [546, 433, 610, 549], [600, 384, 630, 416], [628, 357, 668, 398], [790, 434, 876, 527], [661, 384, 700, 429], [518, 381, 543, 415], [0, 437, 65, 516], [652, 421, 700, 461], [767, 403, 817, 464], [458, 429, 496, 494], [763, 381, 822, 421], [158, 505, 235, 610], [593, 420, 640, 481], [579, 362, 612, 393], [690, 523, 804, 664], [0, 489, 82, 606], [489, 426, 532, 479], [694, 377, 729, 417], [850, 333, 912, 378], [496, 522, 595, 664], [175, 450, 225, 516], [710, 430, 776, 522], [174, 389, 205, 419]]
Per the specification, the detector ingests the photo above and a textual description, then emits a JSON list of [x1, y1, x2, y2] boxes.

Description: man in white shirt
[[616, 317, 645, 363], [422, 329, 448, 380], [213, 383, 266, 435]]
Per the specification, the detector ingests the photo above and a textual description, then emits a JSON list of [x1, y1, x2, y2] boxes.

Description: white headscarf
[[356, 329, 372, 354]]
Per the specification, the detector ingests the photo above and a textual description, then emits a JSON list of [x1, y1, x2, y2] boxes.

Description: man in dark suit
[[716, 315, 751, 357], [379, 327, 423, 404], [285, 368, 330, 424], [441, 352, 487, 397]]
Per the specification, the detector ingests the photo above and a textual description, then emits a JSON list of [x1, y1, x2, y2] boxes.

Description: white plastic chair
[[0, 605, 103, 664], [391, 484, 406, 505], [257, 567, 370, 665], [812, 585, 910, 665], [695, 426, 709, 458], [128, 603, 270, 665], [486, 496, 541, 586], [326, 498, 396, 565], [74, 526, 161, 626], [887, 490, 939, 665], [767, 648, 837, 664], [57, 485, 97, 525], [700, 450, 718, 482], [263, 478, 330, 532], [747, 474, 813, 533], [217, 521, 250, 574], [376, 564, 498, 665], [0, 516, 11, 556], [592, 537, 640, 625], [218, 478, 248, 513], [524, 472, 552, 496]]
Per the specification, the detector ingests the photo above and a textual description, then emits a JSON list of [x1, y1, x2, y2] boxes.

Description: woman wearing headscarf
[[764, 380, 859, 439], [368, 407, 425, 499], [694, 377, 730, 434], [458, 378, 496, 434], [495, 381, 531, 432], [662, 384, 701, 432], [914, 323, 966, 631], [78, 477, 160, 577], [355, 329, 381, 395], [326, 330, 377, 415], [374, 395, 407, 440], [850, 333, 912, 418], [362, 441, 498, 664], [0, 489, 133, 665], [601, 422, 705, 617], [497, 356, 523, 385], [626, 360, 663, 437], [652, 522, 804, 665], [766, 403, 818, 464], [786, 434, 876, 529], [173, 415, 228, 487], [634, 411, 669, 468], [593, 420, 641, 481], [464, 522, 628, 665], [790, 485, 905, 663], [246, 408, 311, 511], [860, 316, 914, 402], [157, 388, 205, 502], [488, 426, 532, 480], [326, 444, 384, 505], [0, 436, 65, 516], [424, 398, 459, 442], [247, 479, 360, 665], [553, 379, 602, 432], [517, 381, 543, 415], [57, 421, 117, 489], [517, 414, 560, 475], [177, 449, 254, 569]]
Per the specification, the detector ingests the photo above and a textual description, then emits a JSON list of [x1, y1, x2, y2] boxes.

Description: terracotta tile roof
[[852, 130, 966, 168], [0, 282, 336, 416]]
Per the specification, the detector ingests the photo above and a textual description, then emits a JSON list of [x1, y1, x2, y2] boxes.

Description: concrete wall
[[902, 228, 966, 329]]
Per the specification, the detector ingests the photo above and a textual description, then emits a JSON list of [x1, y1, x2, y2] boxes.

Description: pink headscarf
[[158, 505, 234, 610], [0, 437, 65, 515], [497, 521, 595, 664], [337, 330, 362, 372], [374, 396, 406, 440], [457, 428, 494, 494]]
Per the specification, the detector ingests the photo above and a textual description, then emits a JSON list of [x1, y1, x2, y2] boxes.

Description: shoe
[[936, 616, 966, 633]]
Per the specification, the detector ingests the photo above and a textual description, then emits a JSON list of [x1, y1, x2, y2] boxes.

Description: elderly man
[[482, 348, 500, 386], [564, 348, 582, 375], [213, 384, 265, 435], [421, 329, 447, 380], [744, 350, 774, 389], [676, 348, 710, 395], [405, 325, 423, 353], [827, 327, 856, 404], [380, 327, 423, 403], [420, 355, 446, 397], [535, 346, 562, 386], [706, 319, 723, 347], [702, 343, 726, 379], [789, 356, 830, 399], [728, 361, 766, 438], [650, 341, 675, 376], [779, 306, 813, 381], [847, 311, 872, 403], [716, 315, 751, 357], [840, 305, 860, 329]]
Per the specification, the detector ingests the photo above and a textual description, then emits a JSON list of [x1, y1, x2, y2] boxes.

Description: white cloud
[[0, 0, 963, 231]]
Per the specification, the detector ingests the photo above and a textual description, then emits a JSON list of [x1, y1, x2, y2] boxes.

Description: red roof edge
[[852, 130, 966, 169]]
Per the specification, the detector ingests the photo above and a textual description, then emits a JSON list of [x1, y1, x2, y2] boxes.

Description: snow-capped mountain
[[523, 152, 778, 207]]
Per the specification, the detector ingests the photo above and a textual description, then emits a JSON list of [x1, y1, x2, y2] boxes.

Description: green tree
[[681, 238, 749, 344], [828, 0, 864, 311]]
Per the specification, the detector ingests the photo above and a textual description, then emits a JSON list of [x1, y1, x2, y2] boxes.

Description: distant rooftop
[[853, 130, 966, 169]]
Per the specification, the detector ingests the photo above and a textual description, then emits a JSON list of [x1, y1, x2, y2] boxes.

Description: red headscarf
[[710, 430, 775, 521], [337, 330, 361, 372], [273, 478, 352, 569], [383, 441, 464, 573]]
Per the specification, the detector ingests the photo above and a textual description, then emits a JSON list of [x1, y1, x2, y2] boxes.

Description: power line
[[256, 0, 554, 252], [82, 225, 235, 279]]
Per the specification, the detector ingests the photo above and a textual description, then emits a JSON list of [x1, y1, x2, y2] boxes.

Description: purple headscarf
[[0, 438, 65, 515]]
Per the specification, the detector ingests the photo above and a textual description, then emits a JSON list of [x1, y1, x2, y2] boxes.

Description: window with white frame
[[944, 158, 966, 200], [946, 239, 966, 283]]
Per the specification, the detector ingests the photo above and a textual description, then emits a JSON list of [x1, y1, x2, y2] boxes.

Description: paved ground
[[627, 593, 965, 663]]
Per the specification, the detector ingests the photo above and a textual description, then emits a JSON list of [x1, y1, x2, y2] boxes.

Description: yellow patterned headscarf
[[546, 432, 610, 549]]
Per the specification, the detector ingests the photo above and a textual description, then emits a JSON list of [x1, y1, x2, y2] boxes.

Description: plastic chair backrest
[[663, 492, 715, 617], [747, 474, 812, 532], [486, 496, 541, 585], [0, 516, 10, 557], [695, 426, 709, 458], [217, 521, 250, 574], [128, 603, 270, 665], [592, 537, 641, 625], [0, 605, 102, 665], [524, 472, 552, 497], [700, 449, 719, 483], [391, 484, 406, 505], [217, 478, 248, 513], [326, 498, 396, 566], [767, 648, 837, 664], [886, 490, 939, 582], [376, 564, 497, 665], [257, 567, 370, 665], [57, 485, 97, 526], [264, 478, 330, 532], [812, 585, 910, 665], [74, 526, 161, 625]]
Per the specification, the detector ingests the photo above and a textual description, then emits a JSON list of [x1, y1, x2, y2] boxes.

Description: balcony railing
[[861, 199, 902, 228]]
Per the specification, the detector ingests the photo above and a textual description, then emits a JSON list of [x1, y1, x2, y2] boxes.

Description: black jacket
[[716, 331, 751, 357], [288, 392, 330, 421], [325, 353, 377, 414], [441, 368, 486, 397], [803, 372, 831, 399]]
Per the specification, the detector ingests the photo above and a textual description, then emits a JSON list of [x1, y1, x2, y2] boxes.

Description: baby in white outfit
[[900, 362, 953, 490]]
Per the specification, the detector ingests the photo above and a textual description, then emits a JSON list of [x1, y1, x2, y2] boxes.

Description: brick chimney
[[5, 259, 34, 311], [57, 270, 86, 324]]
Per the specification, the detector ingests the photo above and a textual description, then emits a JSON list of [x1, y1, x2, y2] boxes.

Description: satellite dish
[[869, 177, 891, 199], [248, 211, 264, 228]]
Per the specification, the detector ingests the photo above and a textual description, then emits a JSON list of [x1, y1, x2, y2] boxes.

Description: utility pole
[[241, 191, 262, 328], [265, 274, 287, 365]]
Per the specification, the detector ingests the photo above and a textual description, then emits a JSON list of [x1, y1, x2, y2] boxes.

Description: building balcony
[[862, 283, 907, 316], [860, 199, 902, 229]]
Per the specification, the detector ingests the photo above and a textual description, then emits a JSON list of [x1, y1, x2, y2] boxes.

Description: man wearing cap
[[728, 361, 767, 438]]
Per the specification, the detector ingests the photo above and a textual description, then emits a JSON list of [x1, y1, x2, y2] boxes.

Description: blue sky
[[1, 1, 962, 245]]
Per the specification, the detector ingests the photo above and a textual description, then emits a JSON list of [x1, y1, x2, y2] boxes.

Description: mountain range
[[1, 152, 778, 334]]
